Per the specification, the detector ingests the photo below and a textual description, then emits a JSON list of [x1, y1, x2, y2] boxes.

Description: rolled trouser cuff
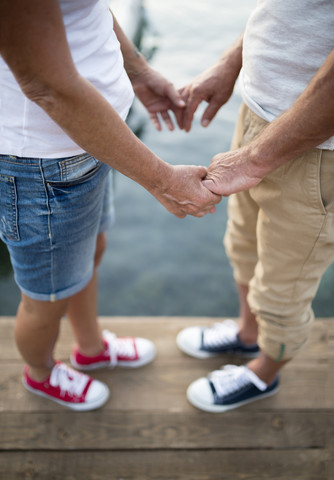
[[256, 307, 315, 361]]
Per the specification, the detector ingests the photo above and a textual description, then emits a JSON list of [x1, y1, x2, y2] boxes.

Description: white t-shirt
[[239, 0, 334, 150], [0, 0, 134, 158]]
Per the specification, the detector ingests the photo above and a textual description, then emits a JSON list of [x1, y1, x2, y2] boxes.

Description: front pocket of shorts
[[0, 174, 20, 241], [46, 154, 102, 187]]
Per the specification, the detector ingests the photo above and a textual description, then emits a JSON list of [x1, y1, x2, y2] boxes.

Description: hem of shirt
[[0, 147, 87, 160], [239, 70, 334, 151]]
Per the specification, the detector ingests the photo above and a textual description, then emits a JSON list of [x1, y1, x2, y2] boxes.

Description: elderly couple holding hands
[[0, 0, 333, 412]]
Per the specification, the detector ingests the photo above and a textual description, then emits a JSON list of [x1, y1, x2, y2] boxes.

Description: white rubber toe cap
[[176, 327, 213, 359], [187, 377, 216, 412], [85, 379, 110, 410], [135, 338, 157, 366], [116, 337, 157, 368]]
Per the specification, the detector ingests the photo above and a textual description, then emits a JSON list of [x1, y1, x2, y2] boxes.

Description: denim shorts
[[0, 153, 114, 301]]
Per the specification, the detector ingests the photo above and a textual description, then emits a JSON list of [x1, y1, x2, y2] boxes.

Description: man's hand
[[178, 62, 234, 132], [202, 147, 266, 197], [151, 164, 221, 218], [178, 36, 243, 132], [131, 65, 186, 132]]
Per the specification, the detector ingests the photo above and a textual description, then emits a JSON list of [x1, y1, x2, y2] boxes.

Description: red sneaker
[[23, 362, 109, 411], [70, 330, 156, 370]]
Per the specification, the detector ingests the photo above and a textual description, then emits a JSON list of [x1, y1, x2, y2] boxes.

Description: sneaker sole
[[22, 378, 110, 411], [176, 332, 259, 359], [70, 347, 157, 371], [186, 383, 279, 413]]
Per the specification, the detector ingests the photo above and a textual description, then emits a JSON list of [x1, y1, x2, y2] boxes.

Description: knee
[[18, 293, 70, 319], [224, 234, 257, 286], [94, 233, 107, 267]]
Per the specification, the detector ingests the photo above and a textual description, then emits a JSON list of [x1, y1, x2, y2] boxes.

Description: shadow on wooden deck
[[0, 316, 333, 479]]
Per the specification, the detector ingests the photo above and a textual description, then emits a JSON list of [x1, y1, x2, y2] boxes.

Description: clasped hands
[[133, 63, 263, 218]]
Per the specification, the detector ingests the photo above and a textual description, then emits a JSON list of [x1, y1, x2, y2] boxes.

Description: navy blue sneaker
[[176, 320, 259, 359], [187, 364, 279, 413]]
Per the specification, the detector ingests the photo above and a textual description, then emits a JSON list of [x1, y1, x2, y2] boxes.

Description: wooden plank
[[0, 317, 332, 412], [0, 410, 331, 450], [0, 450, 331, 480], [0, 316, 330, 365], [0, 358, 330, 413], [0, 316, 333, 480]]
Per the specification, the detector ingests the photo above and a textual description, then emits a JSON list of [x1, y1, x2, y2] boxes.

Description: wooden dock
[[0, 316, 333, 479]]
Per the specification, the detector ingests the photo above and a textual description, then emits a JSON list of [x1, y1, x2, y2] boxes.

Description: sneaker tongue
[[103, 330, 136, 362], [244, 367, 268, 391], [102, 330, 118, 366], [203, 320, 238, 347], [50, 363, 89, 396]]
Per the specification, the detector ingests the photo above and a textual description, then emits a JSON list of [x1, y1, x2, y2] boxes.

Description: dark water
[[0, 0, 333, 317]]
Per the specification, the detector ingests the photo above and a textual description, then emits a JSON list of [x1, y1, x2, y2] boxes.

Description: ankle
[[247, 353, 288, 385], [76, 340, 106, 358], [27, 364, 55, 383], [238, 315, 258, 345], [238, 328, 258, 346]]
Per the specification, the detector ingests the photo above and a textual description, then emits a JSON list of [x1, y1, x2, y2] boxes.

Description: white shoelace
[[209, 365, 267, 397], [103, 330, 136, 366], [203, 320, 238, 348], [50, 363, 89, 398]]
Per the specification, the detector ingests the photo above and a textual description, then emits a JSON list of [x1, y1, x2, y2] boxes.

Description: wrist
[[244, 143, 271, 180], [245, 133, 289, 180], [135, 149, 174, 198], [217, 36, 243, 80], [124, 49, 150, 83], [246, 113, 303, 178], [148, 160, 174, 197]]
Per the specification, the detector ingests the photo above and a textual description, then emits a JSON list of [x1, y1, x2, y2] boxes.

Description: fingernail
[[202, 119, 210, 127]]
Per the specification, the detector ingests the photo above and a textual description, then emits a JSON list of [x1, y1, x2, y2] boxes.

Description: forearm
[[247, 49, 334, 176], [216, 34, 243, 83], [30, 75, 171, 194], [203, 50, 334, 196], [111, 12, 149, 82], [18, 75, 220, 218]]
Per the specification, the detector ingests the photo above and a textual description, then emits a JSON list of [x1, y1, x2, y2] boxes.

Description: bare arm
[[0, 0, 220, 217], [203, 49, 334, 195], [111, 13, 185, 131]]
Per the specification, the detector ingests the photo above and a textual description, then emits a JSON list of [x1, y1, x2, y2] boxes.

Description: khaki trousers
[[224, 104, 334, 360]]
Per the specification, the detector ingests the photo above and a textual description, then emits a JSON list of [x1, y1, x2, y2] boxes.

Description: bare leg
[[66, 232, 106, 356], [236, 283, 288, 382], [237, 282, 258, 344], [248, 352, 289, 384], [15, 293, 70, 382]]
